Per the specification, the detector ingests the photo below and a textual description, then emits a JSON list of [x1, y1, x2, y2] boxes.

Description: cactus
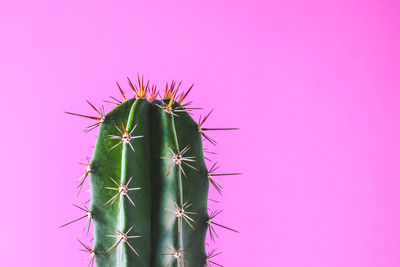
[[62, 76, 239, 267]]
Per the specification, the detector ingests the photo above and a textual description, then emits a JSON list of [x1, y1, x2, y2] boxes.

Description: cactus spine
[[64, 77, 238, 267]]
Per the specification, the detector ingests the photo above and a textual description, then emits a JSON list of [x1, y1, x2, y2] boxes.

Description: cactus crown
[[62, 75, 240, 267]]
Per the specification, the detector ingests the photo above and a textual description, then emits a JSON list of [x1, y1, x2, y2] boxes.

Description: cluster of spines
[[62, 75, 240, 267]]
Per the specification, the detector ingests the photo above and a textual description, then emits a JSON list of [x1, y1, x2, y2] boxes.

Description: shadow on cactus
[[62, 75, 240, 267]]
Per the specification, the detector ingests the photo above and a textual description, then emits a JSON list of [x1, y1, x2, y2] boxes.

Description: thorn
[[64, 111, 100, 121], [106, 226, 141, 258], [128, 75, 148, 99], [65, 101, 106, 132], [202, 128, 240, 131], [198, 110, 214, 128], [177, 84, 194, 105], [147, 84, 159, 102], [86, 100, 104, 117], [197, 110, 217, 145], [60, 204, 93, 235], [116, 82, 128, 102], [204, 156, 212, 162], [105, 122, 143, 153], [103, 177, 141, 210], [77, 239, 96, 267], [154, 102, 181, 117], [204, 149, 217, 155], [164, 80, 181, 100], [206, 249, 223, 267], [104, 96, 122, 106], [167, 89, 178, 109], [161, 145, 198, 178], [207, 162, 241, 195], [163, 247, 191, 267], [206, 210, 239, 242], [197, 110, 239, 146], [165, 202, 197, 232], [77, 157, 92, 196]]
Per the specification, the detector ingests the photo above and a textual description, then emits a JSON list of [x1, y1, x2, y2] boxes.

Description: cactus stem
[[206, 210, 239, 242], [105, 226, 141, 257], [60, 204, 92, 235], [165, 202, 197, 232], [163, 248, 189, 267], [78, 239, 96, 267], [76, 83, 217, 265], [161, 145, 198, 178], [77, 158, 91, 195], [106, 122, 144, 152], [205, 249, 223, 267], [104, 177, 141, 210]]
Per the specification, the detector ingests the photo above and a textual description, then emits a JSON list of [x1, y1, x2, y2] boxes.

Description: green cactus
[[63, 76, 239, 267]]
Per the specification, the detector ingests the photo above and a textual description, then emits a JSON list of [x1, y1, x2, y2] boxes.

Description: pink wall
[[1, 0, 400, 266]]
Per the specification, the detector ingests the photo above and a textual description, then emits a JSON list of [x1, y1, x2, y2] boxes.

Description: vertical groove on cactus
[[63, 77, 239, 267]]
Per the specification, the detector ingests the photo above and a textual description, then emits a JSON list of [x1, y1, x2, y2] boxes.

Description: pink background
[[1, 0, 400, 266]]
